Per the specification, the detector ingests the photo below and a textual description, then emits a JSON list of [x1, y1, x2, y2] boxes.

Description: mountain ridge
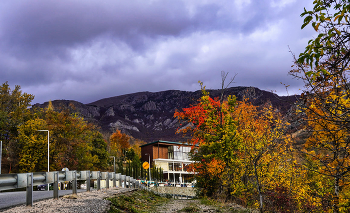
[[33, 86, 299, 142]]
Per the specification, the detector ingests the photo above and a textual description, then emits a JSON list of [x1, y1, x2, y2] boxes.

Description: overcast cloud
[[0, 0, 315, 104]]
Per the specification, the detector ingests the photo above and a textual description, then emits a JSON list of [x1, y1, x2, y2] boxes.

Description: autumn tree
[[0, 82, 35, 172], [109, 129, 130, 159], [0, 82, 109, 173], [18, 106, 109, 172], [109, 129, 132, 174], [233, 101, 288, 212], [287, 81, 350, 211], [46, 108, 96, 170], [175, 82, 240, 198], [175, 82, 307, 211], [291, 1, 350, 211], [17, 118, 48, 172], [129, 138, 146, 158]]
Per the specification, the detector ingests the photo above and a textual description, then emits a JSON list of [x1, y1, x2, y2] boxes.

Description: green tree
[[0, 82, 34, 173], [91, 132, 109, 171], [299, 0, 350, 72]]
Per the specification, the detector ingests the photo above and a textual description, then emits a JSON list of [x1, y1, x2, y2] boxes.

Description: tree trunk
[[254, 162, 263, 213], [333, 176, 339, 213]]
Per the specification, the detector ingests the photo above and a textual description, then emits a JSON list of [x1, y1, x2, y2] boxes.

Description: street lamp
[[37, 130, 49, 191], [109, 156, 115, 173], [145, 153, 151, 186]]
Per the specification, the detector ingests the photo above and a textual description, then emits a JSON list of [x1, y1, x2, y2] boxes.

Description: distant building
[[140, 140, 195, 184]]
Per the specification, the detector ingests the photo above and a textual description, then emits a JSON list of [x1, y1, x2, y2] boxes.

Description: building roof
[[140, 140, 191, 147]]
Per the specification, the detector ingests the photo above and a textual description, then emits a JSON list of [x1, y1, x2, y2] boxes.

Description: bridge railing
[[0, 170, 146, 207]]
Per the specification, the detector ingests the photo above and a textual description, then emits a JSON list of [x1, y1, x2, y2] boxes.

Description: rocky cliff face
[[33, 87, 299, 142]]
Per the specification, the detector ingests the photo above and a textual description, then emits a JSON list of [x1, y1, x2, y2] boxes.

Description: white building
[[140, 140, 195, 184]]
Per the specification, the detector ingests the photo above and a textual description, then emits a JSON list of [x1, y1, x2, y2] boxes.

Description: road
[[0, 189, 86, 210]]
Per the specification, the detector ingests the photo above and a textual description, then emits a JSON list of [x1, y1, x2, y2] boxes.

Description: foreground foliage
[[292, 0, 350, 212], [0, 82, 110, 173], [174, 1, 350, 212], [0, 82, 34, 172], [107, 190, 170, 213], [17, 102, 110, 172], [107, 189, 249, 213], [175, 85, 297, 211]]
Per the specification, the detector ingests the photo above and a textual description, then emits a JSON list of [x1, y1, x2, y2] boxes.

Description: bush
[[264, 186, 296, 212]]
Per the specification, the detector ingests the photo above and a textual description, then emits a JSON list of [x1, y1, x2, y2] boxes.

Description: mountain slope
[[33, 87, 298, 142]]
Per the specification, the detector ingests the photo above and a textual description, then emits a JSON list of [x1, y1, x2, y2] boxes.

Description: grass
[[178, 205, 200, 212], [199, 197, 252, 213], [107, 189, 170, 213], [107, 190, 252, 213], [200, 197, 218, 206]]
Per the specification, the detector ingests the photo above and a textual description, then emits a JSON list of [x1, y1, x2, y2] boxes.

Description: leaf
[[334, 14, 342, 21], [334, 28, 341, 35], [302, 16, 313, 29], [314, 22, 320, 31]]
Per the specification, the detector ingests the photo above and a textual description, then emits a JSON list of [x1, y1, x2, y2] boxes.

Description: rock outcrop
[[32, 87, 299, 142]]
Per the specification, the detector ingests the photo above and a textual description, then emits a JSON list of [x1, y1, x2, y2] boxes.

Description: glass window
[[168, 145, 192, 160], [174, 146, 181, 160], [174, 163, 182, 171], [168, 146, 174, 159], [183, 146, 191, 160]]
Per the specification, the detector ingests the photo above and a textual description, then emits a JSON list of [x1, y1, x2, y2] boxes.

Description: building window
[[168, 145, 191, 160], [174, 163, 182, 171], [173, 146, 191, 160], [168, 146, 174, 159]]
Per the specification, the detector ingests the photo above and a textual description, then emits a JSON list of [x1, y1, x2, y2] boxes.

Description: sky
[[0, 0, 316, 105]]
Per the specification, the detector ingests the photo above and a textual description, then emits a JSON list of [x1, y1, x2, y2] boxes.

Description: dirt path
[[156, 199, 216, 212]]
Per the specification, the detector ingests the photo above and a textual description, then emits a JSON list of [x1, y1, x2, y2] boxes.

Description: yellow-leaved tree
[[18, 106, 109, 172], [233, 101, 289, 212]]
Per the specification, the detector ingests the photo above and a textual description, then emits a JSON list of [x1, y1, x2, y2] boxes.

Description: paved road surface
[[0, 189, 86, 210]]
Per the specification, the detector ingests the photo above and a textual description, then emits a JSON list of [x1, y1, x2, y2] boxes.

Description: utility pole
[[145, 153, 151, 187]]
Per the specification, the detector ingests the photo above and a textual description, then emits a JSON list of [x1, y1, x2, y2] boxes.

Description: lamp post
[[37, 130, 49, 191], [109, 156, 115, 173], [145, 153, 151, 187]]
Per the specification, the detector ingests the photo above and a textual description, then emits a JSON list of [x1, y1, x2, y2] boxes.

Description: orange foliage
[[174, 86, 238, 197], [110, 130, 130, 158], [206, 158, 225, 178]]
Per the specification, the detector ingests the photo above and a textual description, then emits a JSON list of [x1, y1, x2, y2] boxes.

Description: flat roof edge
[[140, 140, 189, 147]]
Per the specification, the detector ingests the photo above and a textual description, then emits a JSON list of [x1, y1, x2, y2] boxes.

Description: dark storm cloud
[[0, 0, 315, 104], [2, 1, 222, 50], [1, 0, 287, 51]]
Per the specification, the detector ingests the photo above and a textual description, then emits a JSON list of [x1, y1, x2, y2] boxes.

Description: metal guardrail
[[0, 170, 145, 207]]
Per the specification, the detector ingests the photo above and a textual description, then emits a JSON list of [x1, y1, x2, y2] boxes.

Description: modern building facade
[[140, 140, 195, 184]]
